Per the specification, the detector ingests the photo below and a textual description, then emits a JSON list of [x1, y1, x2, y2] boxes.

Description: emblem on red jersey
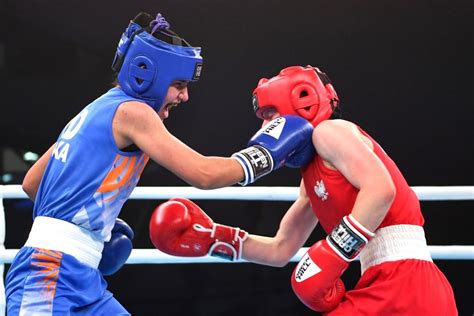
[[314, 180, 329, 201]]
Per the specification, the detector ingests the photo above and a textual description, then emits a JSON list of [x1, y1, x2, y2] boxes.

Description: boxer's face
[[158, 81, 189, 120]]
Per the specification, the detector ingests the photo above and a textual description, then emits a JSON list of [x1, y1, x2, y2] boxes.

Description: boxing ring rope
[[0, 184, 473, 265], [0, 185, 473, 315], [2, 185, 473, 201]]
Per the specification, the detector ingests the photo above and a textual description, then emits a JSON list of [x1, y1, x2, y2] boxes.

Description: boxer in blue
[[5, 11, 315, 315]]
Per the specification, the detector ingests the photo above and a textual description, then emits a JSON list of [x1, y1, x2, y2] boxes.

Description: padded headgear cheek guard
[[252, 66, 339, 127], [112, 13, 203, 111]]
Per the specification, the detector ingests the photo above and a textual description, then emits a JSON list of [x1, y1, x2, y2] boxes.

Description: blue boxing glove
[[98, 218, 134, 276], [284, 135, 316, 168], [232, 115, 315, 185]]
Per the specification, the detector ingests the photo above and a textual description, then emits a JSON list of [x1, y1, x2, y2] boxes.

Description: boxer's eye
[[260, 107, 278, 120], [172, 81, 188, 90]]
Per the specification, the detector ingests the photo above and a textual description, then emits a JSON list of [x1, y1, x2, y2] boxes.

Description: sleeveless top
[[301, 126, 423, 234], [34, 87, 149, 242]]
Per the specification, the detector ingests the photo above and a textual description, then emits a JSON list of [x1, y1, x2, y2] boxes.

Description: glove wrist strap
[[326, 215, 374, 262], [232, 145, 274, 186], [206, 224, 248, 261]]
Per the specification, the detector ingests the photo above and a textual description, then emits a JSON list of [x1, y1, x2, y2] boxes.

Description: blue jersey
[[34, 87, 149, 242]]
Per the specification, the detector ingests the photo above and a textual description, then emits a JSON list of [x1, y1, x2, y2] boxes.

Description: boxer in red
[[150, 65, 458, 315]]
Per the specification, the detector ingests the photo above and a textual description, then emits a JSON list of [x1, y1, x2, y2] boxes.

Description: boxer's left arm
[[241, 180, 318, 267], [22, 144, 55, 201], [313, 119, 396, 231], [290, 120, 396, 312]]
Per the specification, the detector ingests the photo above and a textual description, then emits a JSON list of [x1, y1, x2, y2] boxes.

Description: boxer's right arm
[[114, 103, 314, 190], [114, 101, 244, 189], [149, 181, 317, 266], [22, 144, 55, 201]]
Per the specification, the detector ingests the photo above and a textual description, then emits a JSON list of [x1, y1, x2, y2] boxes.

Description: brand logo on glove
[[240, 146, 273, 178], [328, 220, 365, 260], [294, 253, 321, 283], [192, 243, 202, 252], [261, 117, 285, 140]]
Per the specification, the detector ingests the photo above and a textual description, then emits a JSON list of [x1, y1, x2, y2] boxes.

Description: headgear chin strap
[[252, 66, 339, 127], [112, 12, 203, 111]]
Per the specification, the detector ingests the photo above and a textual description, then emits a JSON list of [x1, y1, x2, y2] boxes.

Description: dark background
[[1, 0, 473, 315]]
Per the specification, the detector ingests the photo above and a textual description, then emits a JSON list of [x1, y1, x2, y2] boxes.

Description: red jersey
[[301, 127, 424, 234]]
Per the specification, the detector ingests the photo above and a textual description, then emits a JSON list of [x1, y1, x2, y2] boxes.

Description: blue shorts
[[6, 247, 130, 315]]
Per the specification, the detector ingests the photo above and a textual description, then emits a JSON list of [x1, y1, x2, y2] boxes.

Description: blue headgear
[[112, 12, 203, 111]]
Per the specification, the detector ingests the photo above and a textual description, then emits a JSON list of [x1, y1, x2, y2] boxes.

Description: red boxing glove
[[149, 197, 248, 261], [291, 215, 374, 312]]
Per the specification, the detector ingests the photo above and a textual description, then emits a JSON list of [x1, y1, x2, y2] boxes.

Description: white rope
[[0, 185, 472, 315], [0, 246, 473, 265], [76, 245, 474, 263], [1, 185, 473, 201]]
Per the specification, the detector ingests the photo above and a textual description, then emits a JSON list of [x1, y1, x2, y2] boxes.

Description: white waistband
[[359, 225, 432, 274], [24, 216, 104, 269]]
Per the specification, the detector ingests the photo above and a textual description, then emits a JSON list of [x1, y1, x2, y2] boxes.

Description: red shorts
[[326, 259, 458, 316]]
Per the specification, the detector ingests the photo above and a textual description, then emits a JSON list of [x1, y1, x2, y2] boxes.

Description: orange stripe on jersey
[[134, 156, 149, 180], [101, 155, 149, 202], [98, 154, 149, 194], [98, 155, 137, 193]]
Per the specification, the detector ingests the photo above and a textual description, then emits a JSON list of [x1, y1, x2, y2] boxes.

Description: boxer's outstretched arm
[[114, 101, 244, 190], [148, 181, 317, 266], [242, 180, 318, 267]]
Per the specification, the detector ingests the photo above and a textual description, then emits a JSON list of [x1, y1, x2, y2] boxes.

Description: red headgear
[[252, 65, 339, 127]]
